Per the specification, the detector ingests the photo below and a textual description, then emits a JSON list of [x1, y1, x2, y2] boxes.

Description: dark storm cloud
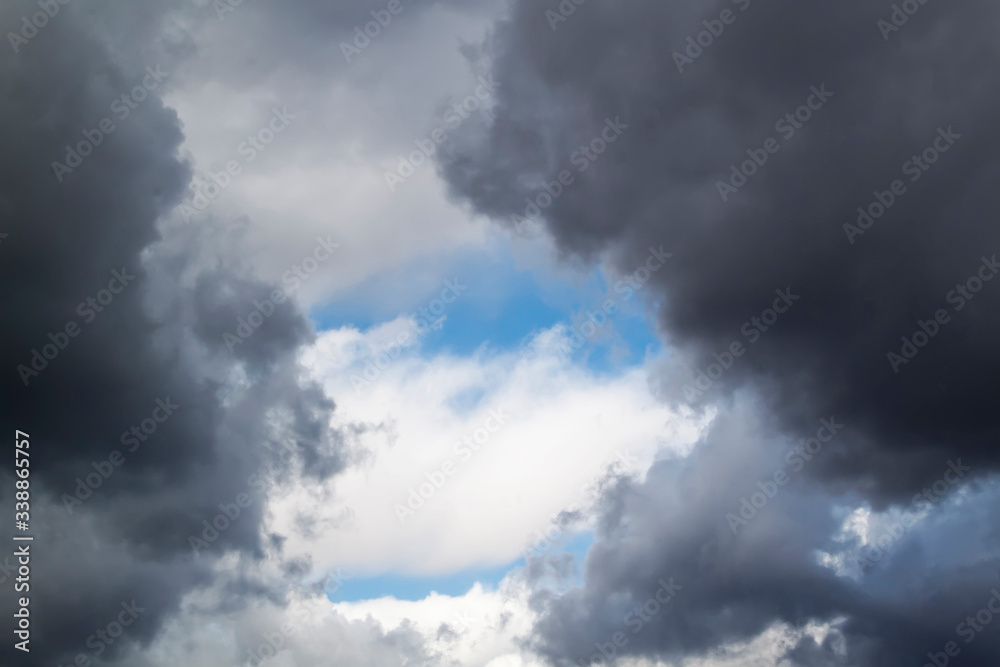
[[524, 400, 1000, 666], [0, 1, 346, 663], [438, 0, 1000, 664], [438, 0, 1000, 501]]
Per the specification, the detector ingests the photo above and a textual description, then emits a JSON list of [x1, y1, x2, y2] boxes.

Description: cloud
[[279, 320, 706, 577], [434, 5, 1000, 661], [107, 565, 542, 666], [523, 394, 1000, 666], [0, 1, 344, 663], [437, 0, 1000, 501], [157, 0, 506, 307], [8, 0, 1000, 664]]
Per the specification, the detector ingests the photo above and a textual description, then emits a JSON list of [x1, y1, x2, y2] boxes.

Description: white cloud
[[270, 322, 708, 578], [126, 562, 843, 667], [122, 563, 543, 666], [332, 577, 546, 667]]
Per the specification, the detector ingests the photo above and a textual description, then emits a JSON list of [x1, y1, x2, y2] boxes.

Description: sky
[[2, 0, 1000, 666]]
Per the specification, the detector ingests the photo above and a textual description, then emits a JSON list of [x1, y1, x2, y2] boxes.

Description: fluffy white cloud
[[123, 562, 843, 667], [268, 321, 708, 577], [331, 577, 547, 667], [117, 562, 542, 666]]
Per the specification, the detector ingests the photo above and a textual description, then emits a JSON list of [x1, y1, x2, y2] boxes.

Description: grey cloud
[[437, 1, 1000, 663], [438, 0, 1000, 500], [526, 400, 1000, 665], [0, 1, 346, 663]]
